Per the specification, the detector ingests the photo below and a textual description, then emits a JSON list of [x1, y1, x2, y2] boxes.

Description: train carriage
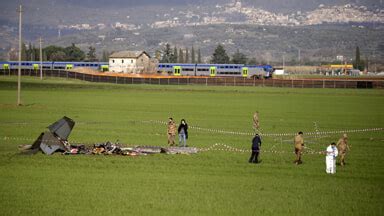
[[0, 61, 108, 70]]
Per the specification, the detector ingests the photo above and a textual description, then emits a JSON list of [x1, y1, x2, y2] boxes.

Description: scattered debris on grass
[[18, 116, 198, 156]]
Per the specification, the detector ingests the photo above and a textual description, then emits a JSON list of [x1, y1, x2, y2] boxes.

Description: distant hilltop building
[[233, 0, 242, 9], [109, 51, 157, 74]]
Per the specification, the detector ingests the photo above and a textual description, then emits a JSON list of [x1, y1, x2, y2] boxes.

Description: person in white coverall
[[326, 142, 338, 174]]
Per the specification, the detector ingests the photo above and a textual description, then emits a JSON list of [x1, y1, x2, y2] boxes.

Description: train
[[0, 61, 108, 70], [156, 63, 274, 78], [0, 61, 274, 78]]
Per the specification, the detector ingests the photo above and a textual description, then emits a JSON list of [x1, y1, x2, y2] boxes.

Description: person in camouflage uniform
[[337, 133, 350, 166], [294, 131, 304, 165], [253, 111, 260, 133], [167, 117, 177, 146]]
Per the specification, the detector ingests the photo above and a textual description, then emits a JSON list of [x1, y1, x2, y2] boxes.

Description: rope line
[[2, 127, 382, 146], [1, 119, 382, 137], [139, 120, 383, 137], [199, 143, 325, 155]]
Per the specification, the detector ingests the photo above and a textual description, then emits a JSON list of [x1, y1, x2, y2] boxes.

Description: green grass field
[[0, 76, 383, 215]]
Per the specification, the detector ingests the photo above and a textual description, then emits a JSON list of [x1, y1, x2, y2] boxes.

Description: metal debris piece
[[22, 116, 75, 155], [47, 116, 75, 140], [161, 147, 199, 154]]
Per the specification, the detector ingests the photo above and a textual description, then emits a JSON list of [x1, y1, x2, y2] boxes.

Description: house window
[[131, 60, 133, 64], [122, 60, 124, 63], [112, 60, 115, 63]]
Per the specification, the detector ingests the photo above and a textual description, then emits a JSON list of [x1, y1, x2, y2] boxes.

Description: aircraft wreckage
[[19, 116, 198, 156]]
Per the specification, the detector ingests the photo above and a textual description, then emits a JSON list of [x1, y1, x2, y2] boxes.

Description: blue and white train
[[0, 61, 274, 78], [0, 61, 108, 70], [157, 63, 274, 78]]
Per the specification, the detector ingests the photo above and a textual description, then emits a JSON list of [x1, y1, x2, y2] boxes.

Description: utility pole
[[39, 37, 43, 80], [17, 5, 23, 106], [282, 53, 285, 70]]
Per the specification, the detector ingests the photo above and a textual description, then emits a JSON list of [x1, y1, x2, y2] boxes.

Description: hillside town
[[53, 2, 384, 31]]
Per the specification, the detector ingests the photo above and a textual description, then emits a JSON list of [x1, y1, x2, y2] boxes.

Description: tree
[[179, 48, 184, 63], [185, 48, 189, 63], [87, 46, 98, 61], [231, 49, 247, 64], [9, 48, 18, 61], [50, 51, 67, 61], [42, 50, 47, 61], [21, 42, 27, 61], [27, 42, 33, 61], [154, 50, 161, 61], [353, 46, 360, 69], [197, 48, 202, 63], [65, 43, 85, 61], [160, 43, 173, 63], [353, 46, 365, 71], [44, 45, 66, 61], [248, 57, 258, 65], [211, 44, 229, 64], [32, 45, 39, 61], [102, 50, 110, 62], [191, 46, 196, 63], [171, 46, 178, 63]]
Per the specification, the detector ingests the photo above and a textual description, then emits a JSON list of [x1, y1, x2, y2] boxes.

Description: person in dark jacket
[[178, 119, 188, 147], [249, 134, 262, 163]]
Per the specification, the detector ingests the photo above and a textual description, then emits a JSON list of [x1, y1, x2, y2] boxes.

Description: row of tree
[[161, 43, 260, 65], [210, 44, 264, 65], [160, 44, 202, 64], [207, 44, 370, 68], [211, 44, 248, 64], [10, 43, 101, 62]]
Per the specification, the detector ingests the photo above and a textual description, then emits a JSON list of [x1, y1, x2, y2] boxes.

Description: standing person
[[294, 131, 304, 165], [253, 111, 260, 132], [178, 119, 188, 147], [325, 142, 339, 174], [337, 133, 350, 166], [249, 134, 262, 163], [167, 118, 177, 146]]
